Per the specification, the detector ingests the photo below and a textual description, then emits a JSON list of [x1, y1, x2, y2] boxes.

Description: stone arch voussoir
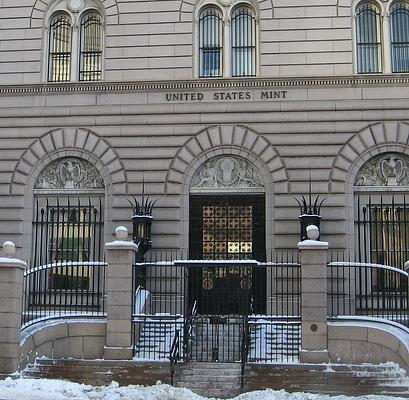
[[329, 121, 409, 191], [10, 128, 126, 195], [180, 0, 274, 22], [165, 124, 287, 194], [30, 0, 119, 28], [337, 0, 352, 16]]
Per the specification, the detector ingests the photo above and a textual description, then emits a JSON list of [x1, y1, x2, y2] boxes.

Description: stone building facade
[[0, 0, 409, 268]]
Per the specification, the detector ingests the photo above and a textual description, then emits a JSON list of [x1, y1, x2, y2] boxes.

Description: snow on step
[[174, 362, 242, 399], [133, 317, 183, 360], [248, 322, 300, 363]]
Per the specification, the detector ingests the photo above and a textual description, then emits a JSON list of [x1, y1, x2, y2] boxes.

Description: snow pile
[[0, 378, 407, 400]]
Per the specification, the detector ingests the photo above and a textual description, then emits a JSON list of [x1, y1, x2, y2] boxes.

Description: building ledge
[[2, 74, 409, 95]]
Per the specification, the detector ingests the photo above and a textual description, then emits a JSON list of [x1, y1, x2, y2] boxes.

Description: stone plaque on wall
[[355, 153, 409, 187], [191, 156, 264, 192]]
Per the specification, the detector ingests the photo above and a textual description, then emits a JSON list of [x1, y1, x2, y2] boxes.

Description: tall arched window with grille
[[79, 11, 103, 81], [32, 157, 105, 289], [231, 5, 256, 77], [355, 3, 382, 73], [199, 7, 223, 77], [390, 2, 409, 72], [48, 13, 72, 82]]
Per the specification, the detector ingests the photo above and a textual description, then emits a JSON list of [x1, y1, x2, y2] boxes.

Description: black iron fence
[[131, 255, 301, 362], [328, 257, 409, 327], [247, 317, 301, 364], [22, 261, 106, 329], [355, 194, 409, 269], [22, 197, 105, 329]]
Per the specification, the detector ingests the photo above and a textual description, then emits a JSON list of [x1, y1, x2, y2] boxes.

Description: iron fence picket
[[130, 255, 301, 363], [328, 256, 409, 328], [21, 197, 105, 329]]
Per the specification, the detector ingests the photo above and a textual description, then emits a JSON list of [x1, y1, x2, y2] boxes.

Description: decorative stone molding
[[35, 157, 105, 190], [191, 155, 264, 192], [4, 75, 409, 96], [355, 153, 409, 187], [329, 122, 409, 192], [67, 0, 84, 12], [182, 0, 273, 22], [337, 0, 352, 16], [10, 128, 126, 195], [165, 124, 287, 194], [30, 0, 119, 28]]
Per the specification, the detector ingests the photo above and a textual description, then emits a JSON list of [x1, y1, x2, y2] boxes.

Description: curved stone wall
[[328, 320, 409, 373], [19, 319, 106, 369]]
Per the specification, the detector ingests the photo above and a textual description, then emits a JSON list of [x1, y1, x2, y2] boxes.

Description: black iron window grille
[[199, 7, 223, 78], [48, 13, 72, 82], [79, 12, 103, 81], [31, 197, 104, 290], [391, 2, 409, 73], [355, 195, 409, 272], [231, 6, 256, 77], [355, 3, 382, 74]]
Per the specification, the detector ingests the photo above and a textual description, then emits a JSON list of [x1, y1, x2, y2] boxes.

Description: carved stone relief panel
[[35, 157, 104, 190], [355, 153, 409, 187], [190, 156, 264, 191]]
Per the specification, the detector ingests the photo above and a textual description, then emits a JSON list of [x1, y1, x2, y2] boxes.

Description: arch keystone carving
[[10, 128, 126, 195], [165, 124, 287, 193], [329, 122, 409, 191]]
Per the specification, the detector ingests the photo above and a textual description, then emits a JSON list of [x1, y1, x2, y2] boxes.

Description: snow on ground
[[0, 378, 407, 400]]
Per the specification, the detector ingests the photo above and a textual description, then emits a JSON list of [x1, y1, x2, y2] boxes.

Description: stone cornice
[[1, 74, 409, 95]]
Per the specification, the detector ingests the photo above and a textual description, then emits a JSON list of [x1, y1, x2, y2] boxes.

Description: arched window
[[79, 11, 103, 81], [199, 7, 223, 78], [46, 1, 104, 82], [355, 3, 382, 73], [354, 152, 409, 269], [32, 157, 105, 288], [390, 2, 409, 72], [231, 5, 256, 77], [48, 13, 72, 82]]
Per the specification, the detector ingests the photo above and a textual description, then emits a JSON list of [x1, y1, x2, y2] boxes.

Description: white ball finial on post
[[306, 225, 319, 241], [2, 241, 15, 257], [115, 226, 128, 241]]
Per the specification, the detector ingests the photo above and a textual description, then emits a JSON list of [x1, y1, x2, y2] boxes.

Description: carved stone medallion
[[355, 153, 409, 187], [35, 157, 104, 190], [191, 156, 264, 191], [67, 0, 84, 12]]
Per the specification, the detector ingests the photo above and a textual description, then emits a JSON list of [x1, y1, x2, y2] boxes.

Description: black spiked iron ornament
[[295, 181, 326, 241], [129, 182, 157, 262]]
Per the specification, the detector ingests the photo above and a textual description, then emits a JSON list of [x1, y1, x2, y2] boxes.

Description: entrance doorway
[[189, 194, 266, 315]]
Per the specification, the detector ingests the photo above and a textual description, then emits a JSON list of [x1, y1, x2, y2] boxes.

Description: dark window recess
[[189, 194, 266, 315]]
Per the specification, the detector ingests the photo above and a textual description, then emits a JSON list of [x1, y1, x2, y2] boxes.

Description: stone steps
[[21, 357, 409, 398], [21, 358, 170, 386], [174, 362, 242, 398], [244, 363, 409, 398]]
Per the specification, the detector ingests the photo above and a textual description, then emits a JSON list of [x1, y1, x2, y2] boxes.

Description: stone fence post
[[104, 226, 137, 360], [297, 225, 329, 363], [0, 241, 26, 373]]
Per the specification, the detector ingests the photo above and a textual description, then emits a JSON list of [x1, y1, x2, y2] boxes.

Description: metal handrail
[[240, 314, 249, 389], [169, 329, 180, 386], [183, 300, 198, 362]]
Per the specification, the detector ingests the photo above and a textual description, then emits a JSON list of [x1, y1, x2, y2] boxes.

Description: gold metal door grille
[[202, 205, 253, 260]]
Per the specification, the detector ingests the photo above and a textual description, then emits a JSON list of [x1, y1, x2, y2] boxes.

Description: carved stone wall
[[190, 155, 264, 192], [355, 152, 409, 187], [35, 157, 105, 190]]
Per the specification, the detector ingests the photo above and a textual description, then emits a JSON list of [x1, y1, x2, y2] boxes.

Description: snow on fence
[[327, 261, 409, 327], [21, 261, 106, 330]]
